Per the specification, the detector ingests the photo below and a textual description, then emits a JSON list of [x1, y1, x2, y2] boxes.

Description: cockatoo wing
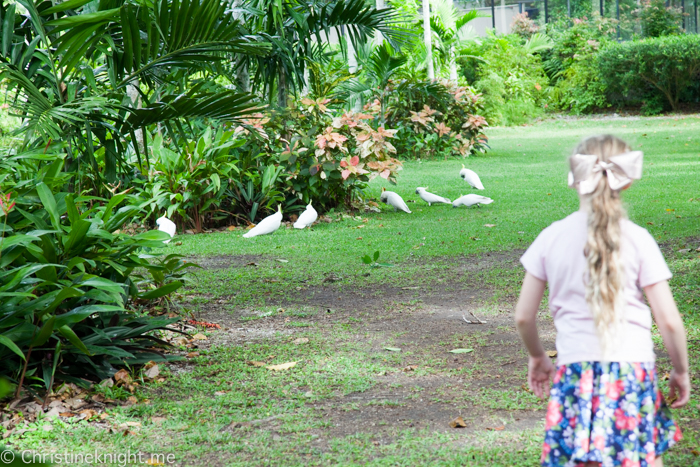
[[387, 192, 411, 213], [294, 206, 318, 229], [420, 190, 450, 205], [243, 212, 282, 238], [460, 168, 485, 190], [456, 194, 493, 206]]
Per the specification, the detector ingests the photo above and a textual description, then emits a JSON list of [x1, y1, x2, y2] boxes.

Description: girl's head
[[570, 135, 638, 353]]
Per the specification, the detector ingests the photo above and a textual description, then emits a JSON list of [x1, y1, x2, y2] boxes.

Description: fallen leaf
[[100, 413, 109, 420], [521, 384, 531, 392], [486, 425, 505, 431], [647, 222, 654, 225], [125, 396, 138, 406], [214, 391, 228, 397], [449, 416, 467, 428], [663, 372, 670, 381], [64, 397, 87, 410], [266, 361, 297, 371], [546, 350, 557, 358], [691, 449, 699, 457], [187, 352, 200, 358], [403, 365, 418, 372], [292, 338, 309, 344], [146, 459, 165, 466], [118, 421, 141, 429], [276, 259, 289, 263], [227, 226, 236, 231], [151, 417, 166, 425], [356, 237, 363, 240], [59, 412, 74, 418], [113, 369, 132, 386], [99, 378, 114, 388], [172, 336, 189, 346], [144, 365, 160, 380], [384, 347, 401, 352], [78, 409, 98, 420], [192, 333, 207, 341], [246, 361, 266, 367], [449, 349, 474, 354], [402, 287, 420, 290], [483, 224, 496, 228]]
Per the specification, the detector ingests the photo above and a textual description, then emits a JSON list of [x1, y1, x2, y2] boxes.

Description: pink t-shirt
[[520, 210, 672, 365]]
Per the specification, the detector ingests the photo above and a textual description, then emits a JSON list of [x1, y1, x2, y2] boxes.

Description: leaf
[[486, 425, 505, 431], [449, 349, 474, 354], [361, 255, 372, 264], [483, 224, 496, 228], [449, 416, 467, 428], [31, 316, 56, 347], [138, 281, 183, 300], [276, 259, 289, 263], [546, 350, 558, 358], [266, 361, 297, 371], [246, 361, 266, 367], [58, 325, 90, 355], [373, 250, 380, 261], [113, 369, 132, 385], [384, 347, 401, 352], [0, 335, 26, 361]]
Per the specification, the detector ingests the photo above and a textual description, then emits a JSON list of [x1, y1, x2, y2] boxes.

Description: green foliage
[[462, 33, 551, 126], [638, 0, 683, 38], [598, 34, 700, 112], [0, 173, 196, 396], [544, 17, 617, 113]]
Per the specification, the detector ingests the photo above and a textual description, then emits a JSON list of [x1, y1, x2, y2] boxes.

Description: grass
[[5, 115, 700, 466]]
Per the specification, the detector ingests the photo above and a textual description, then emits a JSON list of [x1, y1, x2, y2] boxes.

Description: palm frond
[[523, 33, 554, 54]]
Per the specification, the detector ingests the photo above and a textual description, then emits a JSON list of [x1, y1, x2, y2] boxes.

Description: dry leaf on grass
[[145, 459, 165, 466], [402, 365, 418, 372], [449, 417, 467, 428], [187, 352, 200, 358], [449, 349, 474, 354], [546, 350, 557, 358], [521, 384, 531, 393], [247, 361, 266, 367], [78, 409, 98, 420], [483, 224, 496, 228], [125, 396, 138, 406], [113, 369, 131, 386], [144, 365, 160, 380], [266, 362, 297, 371], [292, 338, 309, 344], [384, 347, 401, 352], [486, 425, 505, 431], [192, 333, 207, 341]]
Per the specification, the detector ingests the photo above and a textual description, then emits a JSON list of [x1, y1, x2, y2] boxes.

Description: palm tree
[[428, 0, 481, 79], [1, 0, 270, 191], [241, 0, 412, 107]]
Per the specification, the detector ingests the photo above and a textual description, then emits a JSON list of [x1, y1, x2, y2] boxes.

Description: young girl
[[515, 135, 690, 467]]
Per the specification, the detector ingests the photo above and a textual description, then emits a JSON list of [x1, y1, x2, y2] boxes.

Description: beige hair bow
[[567, 151, 643, 195]]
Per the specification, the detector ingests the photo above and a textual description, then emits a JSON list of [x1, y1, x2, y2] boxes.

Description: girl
[[514, 135, 690, 467]]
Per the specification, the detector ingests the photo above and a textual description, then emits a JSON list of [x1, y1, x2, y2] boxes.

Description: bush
[[511, 12, 539, 39], [638, 0, 683, 37], [0, 171, 194, 397], [598, 34, 700, 112], [381, 79, 489, 159], [462, 33, 551, 126]]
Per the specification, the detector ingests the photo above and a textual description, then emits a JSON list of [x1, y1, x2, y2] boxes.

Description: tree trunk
[[277, 68, 288, 108], [126, 81, 145, 154], [423, 0, 434, 80], [236, 61, 250, 93]]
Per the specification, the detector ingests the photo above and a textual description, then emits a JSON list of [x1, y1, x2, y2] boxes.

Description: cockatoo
[[293, 202, 318, 229], [243, 205, 283, 238], [380, 188, 411, 213], [460, 165, 485, 190], [155, 215, 176, 244], [415, 187, 450, 206], [452, 194, 494, 208]]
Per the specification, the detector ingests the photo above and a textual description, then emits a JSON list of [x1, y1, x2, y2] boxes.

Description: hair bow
[[567, 151, 643, 195]]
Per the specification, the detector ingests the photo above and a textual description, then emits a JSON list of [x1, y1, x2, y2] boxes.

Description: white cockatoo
[[243, 205, 283, 238], [452, 194, 494, 208], [380, 188, 411, 213], [155, 215, 176, 244], [415, 187, 450, 206], [460, 165, 485, 190], [293, 202, 318, 229]]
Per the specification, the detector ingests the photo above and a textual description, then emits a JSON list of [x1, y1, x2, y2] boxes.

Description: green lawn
[[5, 115, 700, 466]]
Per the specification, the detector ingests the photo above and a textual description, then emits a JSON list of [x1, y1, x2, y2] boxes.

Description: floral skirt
[[542, 362, 681, 467]]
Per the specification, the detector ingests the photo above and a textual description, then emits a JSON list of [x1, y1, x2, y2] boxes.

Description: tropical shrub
[[381, 79, 488, 159], [597, 34, 700, 112], [544, 17, 617, 113], [461, 33, 552, 126], [511, 12, 540, 39], [0, 174, 195, 398], [638, 0, 683, 37]]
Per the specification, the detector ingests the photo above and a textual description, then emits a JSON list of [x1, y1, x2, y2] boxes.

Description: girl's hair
[[573, 135, 630, 353]]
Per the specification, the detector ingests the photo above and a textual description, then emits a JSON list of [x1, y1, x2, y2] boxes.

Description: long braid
[[574, 135, 629, 355]]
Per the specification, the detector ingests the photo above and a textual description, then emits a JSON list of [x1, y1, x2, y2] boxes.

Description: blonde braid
[[574, 135, 629, 355]]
